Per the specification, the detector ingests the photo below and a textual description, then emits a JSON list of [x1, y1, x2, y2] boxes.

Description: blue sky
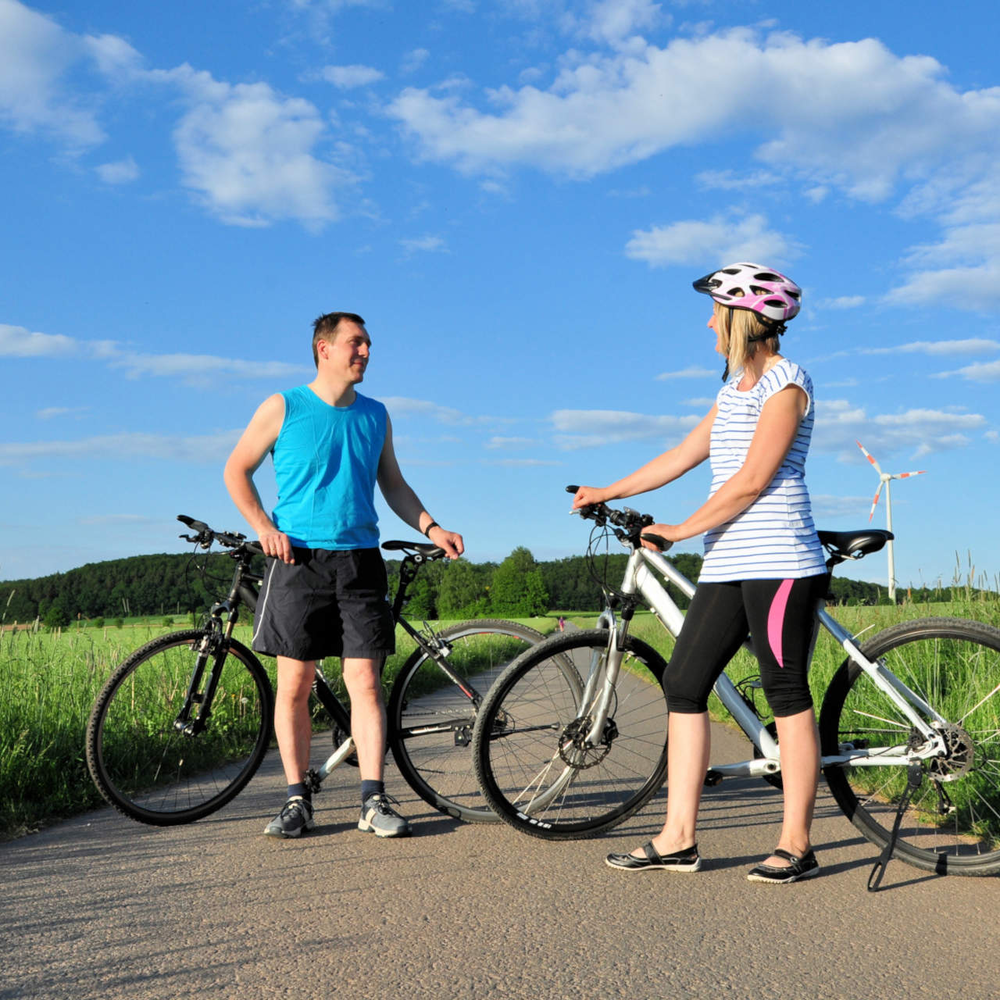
[[3, 0, 1000, 595]]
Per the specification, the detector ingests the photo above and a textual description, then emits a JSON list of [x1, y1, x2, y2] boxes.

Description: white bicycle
[[472, 488, 1000, 881]]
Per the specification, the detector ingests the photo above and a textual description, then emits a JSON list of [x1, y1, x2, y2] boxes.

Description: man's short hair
[[312, 311, 366, 366]]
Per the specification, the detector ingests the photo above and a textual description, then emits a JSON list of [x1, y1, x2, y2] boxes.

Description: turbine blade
[[892, 470, 927, 479], [868, 482, 884, 522], [856, 439, 883, 475]]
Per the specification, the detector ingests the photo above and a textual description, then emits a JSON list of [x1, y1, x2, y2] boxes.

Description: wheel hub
[[558, 716, 618, 768], [929, 723, 975, 780]]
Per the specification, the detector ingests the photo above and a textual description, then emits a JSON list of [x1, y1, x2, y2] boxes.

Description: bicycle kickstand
[[867, 762, 923, 892]]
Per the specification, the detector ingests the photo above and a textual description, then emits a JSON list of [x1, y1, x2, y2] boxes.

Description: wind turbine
[[856, 440, 927, 602]]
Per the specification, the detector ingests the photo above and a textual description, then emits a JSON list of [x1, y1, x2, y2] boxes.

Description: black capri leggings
[[663, 574, 829, 717]]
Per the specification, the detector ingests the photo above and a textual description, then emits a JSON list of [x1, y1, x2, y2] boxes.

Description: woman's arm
[[642, 384, 807, 545], [572, 404, 717, 509]]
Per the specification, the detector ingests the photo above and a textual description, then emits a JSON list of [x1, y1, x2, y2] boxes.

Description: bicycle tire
[[86, 630, 274, 826], [472, 628, 669, 840], [387, 619, 546, 823], [820, 616, 1000, 875]]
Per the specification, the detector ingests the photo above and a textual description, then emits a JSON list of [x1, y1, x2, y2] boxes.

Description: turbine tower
[[856, 440, 927, 602]]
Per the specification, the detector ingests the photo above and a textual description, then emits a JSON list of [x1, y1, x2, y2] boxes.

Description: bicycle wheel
[[472, 628, 669, 840], [820, 616, 1000, 875], [387, 619, 546, 823], [86, 630, 274, 826]]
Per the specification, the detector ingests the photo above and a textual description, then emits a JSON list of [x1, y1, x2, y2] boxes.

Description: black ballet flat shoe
[[605, 841, 702, 873], [747, 848, 820, 884]]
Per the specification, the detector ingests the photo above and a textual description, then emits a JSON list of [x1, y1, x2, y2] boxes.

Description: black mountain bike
[[86, 515, 543, 826]]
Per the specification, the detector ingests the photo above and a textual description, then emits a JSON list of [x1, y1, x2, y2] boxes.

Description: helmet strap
[[747, 321, 786, 343]]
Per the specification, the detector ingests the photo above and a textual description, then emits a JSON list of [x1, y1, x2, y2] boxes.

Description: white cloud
[[0, 0, 104, 148], [36, 406, 88, 420], [82, 32, 143, 79], [145, 65, 346, 229], [607, 184, 651, 198], [401, 48, 430, 75], [655, 366, 717, 381], [104, 350, 307, 386], [387, 26, 1000, 308], [817, 295, 866, 310], [814, 399, 986, 458], [96, 155, 140, 184], [937, 359, 1000, 383], [0, 431, 240, 466], [388, 30, 997, 184], [486, 436, 536, 449], [398, 234, 448, 255], [0, 324, 76, 357], [382, 397, 477, 425], [1, 322, 309, 386], [626, 213, 801, 268], [885, 260, 1000, 313], [483, 457, 563, 467], [569, 0, 667, 47], [811, 494, 879, 519], [551, 408, 699, 449], [695, 169, 781, 191], [319, 64, 385, 89], [864, 339, 1000, 357]]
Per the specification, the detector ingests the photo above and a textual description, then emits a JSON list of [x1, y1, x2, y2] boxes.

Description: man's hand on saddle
[[427, 525, 464, 559]]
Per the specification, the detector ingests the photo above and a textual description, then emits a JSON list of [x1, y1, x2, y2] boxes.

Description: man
[[224, 311, 463, 839]]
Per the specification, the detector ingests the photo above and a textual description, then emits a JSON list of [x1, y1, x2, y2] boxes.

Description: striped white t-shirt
[[699, 358, 826, 583]]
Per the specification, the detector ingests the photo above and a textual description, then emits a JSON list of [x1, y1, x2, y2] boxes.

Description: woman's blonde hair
[[714, 300, 781, 380]]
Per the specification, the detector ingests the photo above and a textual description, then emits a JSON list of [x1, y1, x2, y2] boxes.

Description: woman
[[572, 263, 828, 884]]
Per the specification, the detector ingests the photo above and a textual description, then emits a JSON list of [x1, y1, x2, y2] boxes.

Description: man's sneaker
[[358, 793, 410, 838], [264, 796, 315, 838]]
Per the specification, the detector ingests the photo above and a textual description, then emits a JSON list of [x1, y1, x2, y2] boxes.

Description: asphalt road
[[2, 722, 997, 1000]]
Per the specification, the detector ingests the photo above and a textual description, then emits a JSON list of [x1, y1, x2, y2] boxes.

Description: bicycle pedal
[[703, 770, 723, 787]]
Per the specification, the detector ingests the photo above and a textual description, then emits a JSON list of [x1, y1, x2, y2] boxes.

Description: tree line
[[1, 545, 918, 629]]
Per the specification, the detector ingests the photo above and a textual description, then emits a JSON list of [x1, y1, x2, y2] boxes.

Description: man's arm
[[223, 394, 296, 564], [376, 415, 464, 559]]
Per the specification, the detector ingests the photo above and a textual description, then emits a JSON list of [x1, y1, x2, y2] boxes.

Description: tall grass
[[0, 616, 554, 840], [0, 626, 156, 838]]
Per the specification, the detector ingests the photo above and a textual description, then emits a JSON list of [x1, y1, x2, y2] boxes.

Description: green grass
[[0, 615, 555, 840], [5, 598, 1000, 843]]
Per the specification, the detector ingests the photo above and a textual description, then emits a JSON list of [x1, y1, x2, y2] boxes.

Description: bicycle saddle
[[817, 529, 893, 561], [381, 540, 446, 558]]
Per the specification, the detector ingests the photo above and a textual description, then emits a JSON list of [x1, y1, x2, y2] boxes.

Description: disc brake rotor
[[558, 716, 618, 768], [928, 723, 975, 780]]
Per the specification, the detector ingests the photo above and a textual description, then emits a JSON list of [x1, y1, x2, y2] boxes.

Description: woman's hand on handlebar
[[639, 523, 680, 551], [571, 485, 612, 510]]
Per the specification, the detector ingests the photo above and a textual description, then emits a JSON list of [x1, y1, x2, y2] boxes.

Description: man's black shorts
[[252, 547, 395, 661]]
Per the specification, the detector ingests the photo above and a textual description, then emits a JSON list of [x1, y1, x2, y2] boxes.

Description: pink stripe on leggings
[[767, 579, 795, 669]]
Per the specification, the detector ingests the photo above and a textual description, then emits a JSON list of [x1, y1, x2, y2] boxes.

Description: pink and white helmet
[[693, 263, 802, 326]]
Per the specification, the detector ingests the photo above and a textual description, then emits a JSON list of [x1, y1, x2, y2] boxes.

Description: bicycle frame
[[581, 545, 950, 782]]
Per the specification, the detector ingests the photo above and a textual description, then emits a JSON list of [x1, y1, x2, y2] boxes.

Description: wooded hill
[[1, 545, 907, 628]]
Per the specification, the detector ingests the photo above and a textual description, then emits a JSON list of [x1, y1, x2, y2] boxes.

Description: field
[[0, 617, 555, 839], [3, 594, 1000, 841]]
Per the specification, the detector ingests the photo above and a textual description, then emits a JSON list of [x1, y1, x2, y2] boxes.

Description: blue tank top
[[270, 386, 387, 550]]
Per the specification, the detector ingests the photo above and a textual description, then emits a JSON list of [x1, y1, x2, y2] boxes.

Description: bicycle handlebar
[[177, 515, 263, 556], [564, 485, 672, 551]]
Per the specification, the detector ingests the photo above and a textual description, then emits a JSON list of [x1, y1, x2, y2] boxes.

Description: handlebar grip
[[640, 532, 672, 552], [177, 514, 209, 533], [565, 484, 580, 494]]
